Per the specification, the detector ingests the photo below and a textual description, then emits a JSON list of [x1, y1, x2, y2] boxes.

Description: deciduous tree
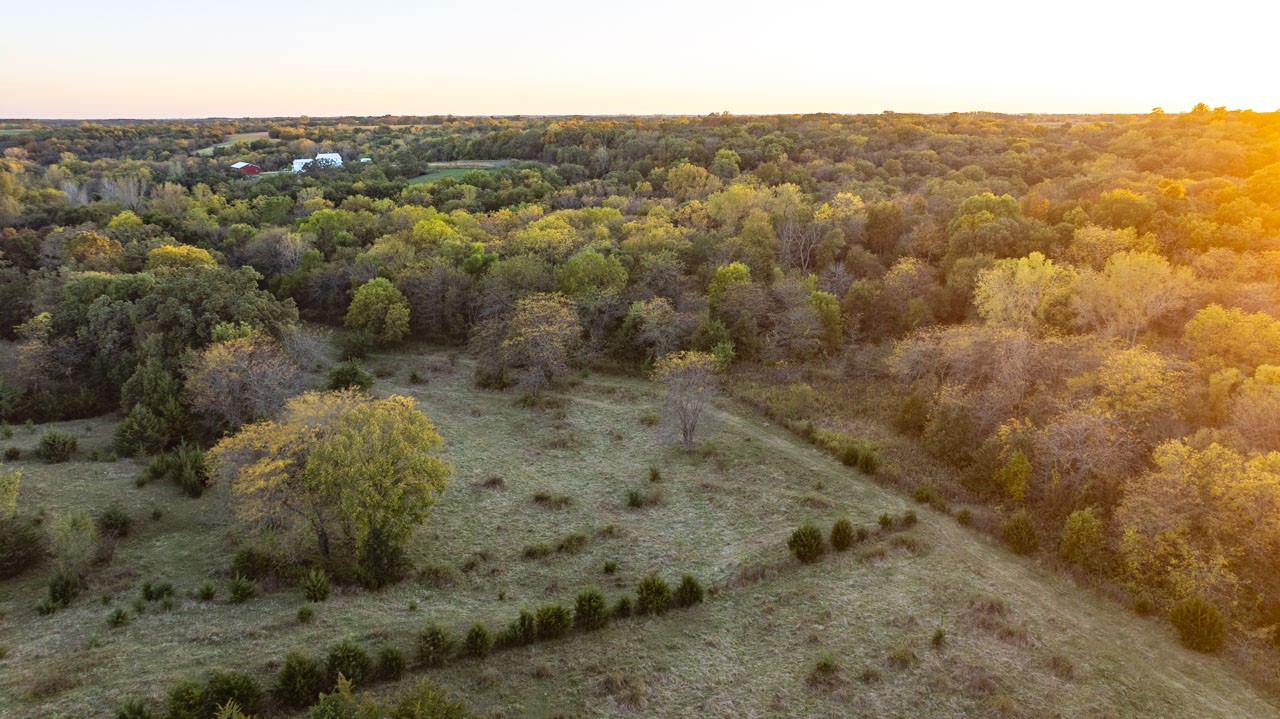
[[653, 351, 719, 450], [210, 390, 450, 576]]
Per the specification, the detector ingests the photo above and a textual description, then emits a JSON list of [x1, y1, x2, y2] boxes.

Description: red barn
[[230, 161, 260, 175]]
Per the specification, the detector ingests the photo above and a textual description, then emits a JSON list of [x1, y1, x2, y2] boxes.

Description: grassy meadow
[[408, 161, 514, 185], [0, 349, 1277, 718], [193, 132, 273, 157]]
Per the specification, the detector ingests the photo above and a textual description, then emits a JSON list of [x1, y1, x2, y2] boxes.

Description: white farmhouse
[[291, 153, 345, 173]]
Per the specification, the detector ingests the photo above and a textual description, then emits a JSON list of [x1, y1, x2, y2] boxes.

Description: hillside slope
[[0, 349, 1276, 718]]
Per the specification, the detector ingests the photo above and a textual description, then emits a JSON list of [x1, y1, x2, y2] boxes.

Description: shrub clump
[[635, 573, 672, 615], [227, 574, 255, 604], [297, 605, 315, 624], [574, 589, 610, 631], [0, 516, 46, 579], [415, 623, 455, 667], [464, 623, 493, 659], [535, 604, 573, 641], [167, 671, 262, 719], [374, 645, 407, 682], [99, 505, 133, 538], [788, 523, 826, 563], [830, 518, 855, 552], [502, 609, 537, 648], [301, 568, 330, 602], [1169, 595, 1225, 652], [612, 595, 634, 619], [673, 574, 704, 608], [143, 443, 210, 497], [203, 670, 263, 718], [327, 360, 374, 391], [274, 650, 326, 710], [107, 607, 131, 628], [837, 438, 878, 474], [325, 639, 373, 687], [1001, 509, 1039, 555], [35, 431, 77, 463], [114, 697, 157, 719], [48, 566, 83, 609]]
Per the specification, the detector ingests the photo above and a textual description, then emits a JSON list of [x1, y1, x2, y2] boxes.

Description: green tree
[[210, 391, 451, 574], [345, 278, 411, 346]]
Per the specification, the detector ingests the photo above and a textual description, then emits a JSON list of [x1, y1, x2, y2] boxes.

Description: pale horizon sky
[[2, 0, 1275, 119]]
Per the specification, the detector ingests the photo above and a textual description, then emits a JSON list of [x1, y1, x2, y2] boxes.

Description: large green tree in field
[[345, 277, 411, 345], [211, 390, 450, 585]]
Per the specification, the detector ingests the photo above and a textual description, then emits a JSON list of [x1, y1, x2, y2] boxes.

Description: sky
[[2, 0, 1276, 119]]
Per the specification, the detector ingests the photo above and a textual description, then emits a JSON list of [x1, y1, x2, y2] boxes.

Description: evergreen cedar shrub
[[203, 671, 263, 718], [141, 580, 175, 601], [0, 516, 45, 579], [1169, 596, 1225, 652], [674, 574, 704, 608], [416, 623, 455, 667], [788, 523, 825, 563], [143, 443, 210, 497], [302, 568, 331, 602], [535, 604, 572, 640], [374, 645, 407, 682], [837, 438, 878, 474], [48, 567, 82, 608], [464, 623, 493, 659], [503, 609, 537, 647], [196, 582, 216, 601], [356, 526, 410, 589], [99, 505, 132, 538], [612, 595, 634, 619], [274, 650, 327, 709], [635, 573, 672, 615], [35, 430, 77, 463], [1001, 509, 1039, 555], [830, 518, 855, 552], [574, 589, 609, 631], [297, 605, 315, 624], [328, 360, 374, 391], [326, 638, 373, 686], [230, 543, 283, 581], [1060, 507, 1106, 572], [166, 678, 207, 719], [167, 671, 262, 719], [107, 607, 130, 628], [114, 698, 156, 719], [227, 574, 255, 604]]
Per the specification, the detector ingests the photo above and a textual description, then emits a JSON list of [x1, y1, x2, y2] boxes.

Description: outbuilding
[[229, 161, 260, 175]]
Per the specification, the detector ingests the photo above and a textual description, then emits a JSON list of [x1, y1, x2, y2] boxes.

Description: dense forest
[[3, 107, 1280, 714]]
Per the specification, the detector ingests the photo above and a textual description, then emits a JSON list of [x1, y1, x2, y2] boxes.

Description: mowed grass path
[[0, 350, 1277, 717]]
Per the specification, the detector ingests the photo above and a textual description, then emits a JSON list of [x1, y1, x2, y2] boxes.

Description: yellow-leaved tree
[[1117, 440, 1280, 616], [210, 389, 450, 586]]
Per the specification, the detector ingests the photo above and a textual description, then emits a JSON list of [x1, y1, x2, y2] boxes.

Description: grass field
[[0, 128, 34, 136], [193, 131, 272, 157], [1, 349, 1277, 718], [408, 160, 513, 184]]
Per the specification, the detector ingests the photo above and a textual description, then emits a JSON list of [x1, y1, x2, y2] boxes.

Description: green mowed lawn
[[408, 168, 478, 184], [408, 161, 512, 184], [1, 352, 1277, 718], [193, 131, 272, 157]]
